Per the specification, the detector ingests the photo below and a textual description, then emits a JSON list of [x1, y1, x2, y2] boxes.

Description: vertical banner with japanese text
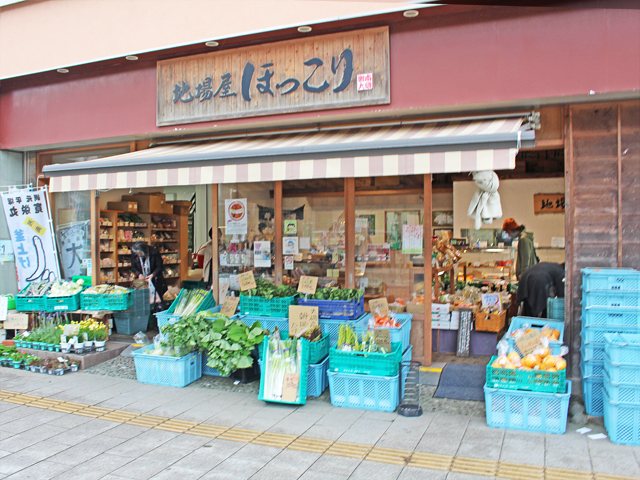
[[56, 220, 90, 279], [0, 187, 60, 289]]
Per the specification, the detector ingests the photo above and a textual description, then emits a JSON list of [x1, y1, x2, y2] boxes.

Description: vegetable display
[[243, 278, 296, 299], [48, 281, 83, 297], [308, 287, 363, 301], [372, 313, 400, 328], [262, 329, 303, 402], [172, 289, 211, 316], [337, 324, 390, 353], [20, 282, 52, 297], [83, 284, 130, 295]]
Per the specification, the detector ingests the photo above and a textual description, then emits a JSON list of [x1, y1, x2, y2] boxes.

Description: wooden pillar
[[423, 174, 433, 365], [90, 190, 99, 286], [210, 184, 220, 302], [616, 104, 623, 267], [564, 105, 575, 379], [344, 178, 356, 288], [274, 181, 283, 284]]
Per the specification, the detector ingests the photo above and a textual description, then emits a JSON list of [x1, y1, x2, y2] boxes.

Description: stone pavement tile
[[0, 450, 10, 459], [110, 444, 192, 480], [415, 415, 470, 457], [445, 473, 495, 480], [250, 449, 321, 480], [0, 403, 20, 413], [51, 453, 132, 480], [104, 423, 149, 440], [0, 424, 66, 453], [376, 415, 433, 451], [48, 433, 129, 466], [230, 443, 283, 464], [161, 432, 211, 451], [398, 466, 447, 480], [47, 418, 119, 446], [298, 470, 348, 480], [0, 431, 15, 441], [498, 430, 545, 466], [302, 424, 351, 442], [2, 411, 65, 435], [169, 439, 244, 473], [589, 441, 640, 477], [235, 404, 296, 432], [201, 458, 267, 480], [106, 429, 177, 458], [337, 417, 392, 444], [348, 460, 403, 480], [545, 432, 591, 471], [0, 406, 39, 424], [456, 418, 504, 461], [3, 459, 71, 480], [0, 450, 55, 476], [267, 409, 324, 436], [45, 412, 94, 430], [307, 455, 361, 477], [204, 400, 266, 428], [17, 438, 71, 463]]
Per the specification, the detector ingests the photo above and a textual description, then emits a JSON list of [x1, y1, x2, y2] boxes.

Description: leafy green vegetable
[[310, 287, 363, 301], [242, 278, 296, 299]]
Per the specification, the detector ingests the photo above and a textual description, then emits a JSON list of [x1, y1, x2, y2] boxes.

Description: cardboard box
[[107, 201, 137, 212], [432, 320, 452, 330], [450, 310, 460, 330], [432, 303, 451, 314], [168, 201, 191, 215], [122, 193, 167, 213], [475, 310, 506, 333]]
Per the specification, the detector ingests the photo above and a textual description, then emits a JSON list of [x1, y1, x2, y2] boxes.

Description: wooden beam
[[90, 190, 99, 286], [423, 174, 433, 366], [617, 104, 623, 267], [344, 177, 356, 288], [564, 105, 575, 379], [211, 184, 220, 302], [274, 181, 283, 284]]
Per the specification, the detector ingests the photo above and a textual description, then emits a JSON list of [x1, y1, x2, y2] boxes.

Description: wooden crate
[[475, 310, 506, 333]]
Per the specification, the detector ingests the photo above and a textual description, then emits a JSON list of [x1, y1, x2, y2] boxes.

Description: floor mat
[[433, 363, 485, 402]]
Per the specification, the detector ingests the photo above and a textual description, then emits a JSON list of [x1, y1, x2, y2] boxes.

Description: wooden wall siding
[[566, 101, 640, 380]]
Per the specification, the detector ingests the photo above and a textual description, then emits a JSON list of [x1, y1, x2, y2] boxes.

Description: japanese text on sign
[[374, 329, 391, 351], [534, 193, 565, 214], [288, 305, 319, 337], [297, 276, 318, 295], [158, 27, 390, 125], [369, 297, 389, 317], [220, 296, 240, 317], [237, 271, 257, 291]]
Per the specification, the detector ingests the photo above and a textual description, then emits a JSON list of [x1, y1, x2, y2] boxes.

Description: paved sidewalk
[[0, 368, 639, 480]]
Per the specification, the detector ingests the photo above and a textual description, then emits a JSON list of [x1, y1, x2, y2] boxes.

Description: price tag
[[282, 373, 300, 402], [237, 271, 257, 291], [288, 305, 319, 337], [284, 256, 294, 270], [54, 305, 68, 311], [4, 313, 29, 330], [297, 276, 318, 295], [369, 297, 389, 317], [0, 296, 8, 321], [516, 330, 542, 355], [481, 293, 501, 312], [374, 329, 391, 351], [327, 269, 339, 278], [220, 296, 240, 317]]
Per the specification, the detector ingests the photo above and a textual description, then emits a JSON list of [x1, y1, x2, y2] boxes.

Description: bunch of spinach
[[242, 278, 296, 299], [310, 287, 363, 301]]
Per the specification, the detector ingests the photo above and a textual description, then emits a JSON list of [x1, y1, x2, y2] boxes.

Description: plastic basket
[[114, 314, 149, 336], [581, 359, 604, 379], [237, 314, 288, 334], [401, 345, 413, 399], [239, 295, 296, 317], [582, 290, 640, 309], [547, 297, 565, 320], [81, 290, 131, 311], [603, 390, 640, 445], [583, 376, 604, 416], [581, 325, 640, 345], [485, 356, 566, 393], [260, 330, 329, 365], [328, 371, 399, 412], [603, 333, 640, 366], [582, 268, 640, 292], [475, 310, 507, 333], [329, 342, 402, 377], [319, 314, 369, 346], [258, 335, 309, 405], [581, 307, 640, 329], [356, 313, 412, 353], [307, 357, 329, 397], [297, 296, 364, 320], [483, 381, 571, 434], [156, 289, 216, 329], [604, 371, 640, 404], [581, 343, 605, 363], [15, 285, 46, 312], [132, 345, 202, 387], [114, 289, 151, 335], [45, 293, 80, 312], [604, 354, 640, 386], [504, 317, 564, 355]]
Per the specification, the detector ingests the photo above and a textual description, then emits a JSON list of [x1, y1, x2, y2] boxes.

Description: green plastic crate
[[329, 342, 402, 376], [16, 285, 46, 312], [485, 355, 566, 393], [72, 275, 92, 287], [258, 335, 309, 405], [239, 295, 296, 317], [1, 295, 16, 311], [45, 293, 80, 312], [264, 331, 328, 364], [80, 290, 132, 311]]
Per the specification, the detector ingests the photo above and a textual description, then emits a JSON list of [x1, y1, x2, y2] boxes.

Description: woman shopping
[[131, 241, 168, 308]]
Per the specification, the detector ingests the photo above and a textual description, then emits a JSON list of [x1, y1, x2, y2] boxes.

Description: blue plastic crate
[[582, 290, 640, 309], [328, 371, 399, 412], [201, 352, 226, 377], [581, 359, 604, 379], [581, 343, 605, 363], [401, 345, 413, 399], [156, 289, 216, 330], [357, 313, 412, 354], [604, 354, 640, 386], [237, 314, 288, 334], [319, 313, 369, 347], [604, 371, 640, 404], [483, 381, 571, 434], [583, 376, 604, 416], [297, 296, 365, 320], [547, 297, 565, 321], [307, 357, 329, 398], [603, 390, 640, 445], [603, 333, 640, 367], [157, 305, 221, 330], [581, 307, 640, 329], [132, 345, 202, 387], [504, 316, 564, 355], [582, 268, 640, 292]]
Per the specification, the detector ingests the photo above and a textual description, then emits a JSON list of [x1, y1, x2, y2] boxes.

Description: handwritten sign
[[534, 193, 565, 214], [288, 305, 319, 337], [237, 271, 257, 291], [374, 329, 391, 351], [220, 296, 240, 317], [516, 330, 543, 356], [481, 293, 501, 312], [282, 373, 300, 402], [369, 297, 389, 317], [297, 276, 318, 295], [4, 312, 28, 330], [284, 256, 294, 270]]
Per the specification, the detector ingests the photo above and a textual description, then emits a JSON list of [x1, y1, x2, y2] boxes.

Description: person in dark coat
[[131, 242, 168, 304], [502, 217, 539, 280], [517, 262, 565, 317]]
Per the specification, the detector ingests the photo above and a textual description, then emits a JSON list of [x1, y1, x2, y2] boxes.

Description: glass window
[[283, 179, 345, 287]]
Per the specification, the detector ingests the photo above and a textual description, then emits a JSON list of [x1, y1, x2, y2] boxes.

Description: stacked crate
[[581, 268, 640, 416]]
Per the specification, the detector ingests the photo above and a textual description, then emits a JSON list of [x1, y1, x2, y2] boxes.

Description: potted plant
[[69, 360, 79, 372], [74, 341, 84, 354], [93, 324, 108, 352], [10, 352, 23, 369], [28, 357, 43, 373]]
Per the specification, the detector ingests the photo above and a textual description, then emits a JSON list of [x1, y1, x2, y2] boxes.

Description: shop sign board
[[57, 220, 90, 279], [288, 305, 319, 337], [402, 224, 423, 254], [157, 27, 390, 125], [0, 240, 14, 263], [534, 193, 565, 214], [0, 187, 60, 290], [225, 199, 248, 235]]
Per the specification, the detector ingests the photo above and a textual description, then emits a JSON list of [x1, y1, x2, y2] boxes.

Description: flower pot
[[47, 344, 55, 352], [39, 366, 47, 374], [24, 341, 32, 349], [84, 341, 93, 351], [54, 345, 61, 352], [60, 343, 72, 353], [94, 340, 106, 352], [70, 364, 79, 372], [74, 344, 84, 354], [54, 368, 65, 376], [14, 341, 23, 348], [47, 369, 54, 375], [12, 361, 21, 369], [29, 365, 38, 373]]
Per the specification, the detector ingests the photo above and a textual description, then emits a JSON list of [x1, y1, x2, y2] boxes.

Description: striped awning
[[45, 117, 535, 192]]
